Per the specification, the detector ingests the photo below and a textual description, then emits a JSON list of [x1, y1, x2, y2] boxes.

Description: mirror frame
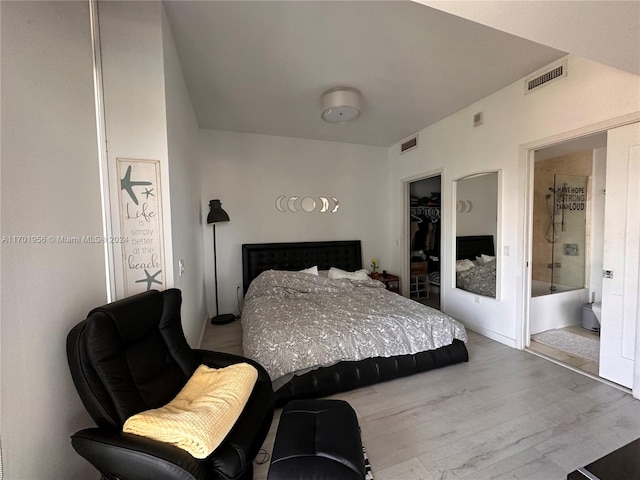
[[452, 170, 502, 300]]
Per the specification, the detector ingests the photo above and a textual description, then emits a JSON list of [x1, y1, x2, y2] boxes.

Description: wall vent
[[525, 60, 567, 94], [400, 135, 418, 154]]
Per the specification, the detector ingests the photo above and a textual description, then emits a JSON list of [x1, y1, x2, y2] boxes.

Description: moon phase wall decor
[[275, 196, 340, 213], [457, 200, 473, 213]]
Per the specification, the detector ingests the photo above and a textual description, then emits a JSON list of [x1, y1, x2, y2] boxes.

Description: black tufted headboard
[[242, 240, 362, 293], [456, 235, 495, 261]]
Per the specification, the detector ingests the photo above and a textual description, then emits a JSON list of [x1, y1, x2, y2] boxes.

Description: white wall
[[162, 8, 208, 345], [1, 2, 106, 478], [199, 130, 389, 317], [99, 2, 209, 345], [0, 4, 210, 479], [455, 172, 498, 240], [99, 1, 174, 300], [387, 55, 640, 347]]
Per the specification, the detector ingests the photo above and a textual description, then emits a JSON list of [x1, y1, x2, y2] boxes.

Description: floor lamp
[[207, 199, 236, 324]]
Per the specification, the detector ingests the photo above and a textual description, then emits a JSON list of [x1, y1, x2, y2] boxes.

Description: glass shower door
[[550, 174, 588, 291]]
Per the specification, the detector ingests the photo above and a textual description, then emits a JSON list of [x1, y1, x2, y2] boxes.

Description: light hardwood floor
[[201, 321, 640, 480]]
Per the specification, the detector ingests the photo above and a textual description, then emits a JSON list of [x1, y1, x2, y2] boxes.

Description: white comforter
[[241, 270, 467, 387]]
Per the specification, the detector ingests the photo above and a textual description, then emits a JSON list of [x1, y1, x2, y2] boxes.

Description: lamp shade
[[207, 199, 230, 224]]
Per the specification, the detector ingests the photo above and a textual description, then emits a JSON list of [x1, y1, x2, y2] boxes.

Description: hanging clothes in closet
[[410, 197, 440, 258]]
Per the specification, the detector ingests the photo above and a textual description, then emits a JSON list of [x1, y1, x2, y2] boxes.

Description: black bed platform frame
[[241, 240, 469, 406]]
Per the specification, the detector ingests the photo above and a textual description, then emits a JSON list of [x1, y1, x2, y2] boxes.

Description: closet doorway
[[409, 175, 441, 310]]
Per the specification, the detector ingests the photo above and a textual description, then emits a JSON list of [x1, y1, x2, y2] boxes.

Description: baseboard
[[464, 322, 516, 348]]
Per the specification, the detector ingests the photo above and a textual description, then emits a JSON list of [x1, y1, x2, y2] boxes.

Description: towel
[[123, 362, 258, 459]]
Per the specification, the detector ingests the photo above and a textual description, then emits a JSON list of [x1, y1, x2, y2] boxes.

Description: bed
[[455, 235, 496, 297], [241, 240, 469, 405]]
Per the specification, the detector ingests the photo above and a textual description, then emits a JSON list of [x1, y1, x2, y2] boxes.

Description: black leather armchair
[[67, 288, 274, 480]]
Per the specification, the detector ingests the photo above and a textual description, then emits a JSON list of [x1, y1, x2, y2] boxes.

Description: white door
[[599, 122, 640, 389]]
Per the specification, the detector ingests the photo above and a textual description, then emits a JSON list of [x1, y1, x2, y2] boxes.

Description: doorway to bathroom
[[524, 121, 639, 393], [527, 132, 606, 379]]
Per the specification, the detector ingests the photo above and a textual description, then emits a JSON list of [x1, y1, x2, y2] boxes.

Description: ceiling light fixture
[[321, 87, 362, 123]]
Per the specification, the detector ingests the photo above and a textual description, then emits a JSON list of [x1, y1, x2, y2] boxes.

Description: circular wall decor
[[301, 196, 316, 212], [275, 195, 340, 213]]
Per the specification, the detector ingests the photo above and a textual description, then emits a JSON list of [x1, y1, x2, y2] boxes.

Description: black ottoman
[[267, 399, 366, 480]]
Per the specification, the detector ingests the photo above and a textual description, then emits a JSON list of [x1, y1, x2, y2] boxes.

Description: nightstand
[[371, 272, 400, 293], [410, 261, 429, 300]]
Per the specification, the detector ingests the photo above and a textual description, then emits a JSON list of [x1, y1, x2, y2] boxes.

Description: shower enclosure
[[530, 173, 590, 334], [542, 174, 589, 292]]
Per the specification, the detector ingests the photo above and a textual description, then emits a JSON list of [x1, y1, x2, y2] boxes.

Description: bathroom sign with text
[[117, 158, 165, 296]]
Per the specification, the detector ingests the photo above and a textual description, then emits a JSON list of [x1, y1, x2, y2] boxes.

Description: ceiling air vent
[[525, 60, 567, 94], [400, 135, 418, 154]]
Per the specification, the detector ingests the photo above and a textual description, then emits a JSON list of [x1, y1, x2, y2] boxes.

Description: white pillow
[[456, 259, 476, 272], [328, 267, 369, 281], [481, 254, 496, 264], [475, 256, 484, 266], [299, 265, 319, 276]]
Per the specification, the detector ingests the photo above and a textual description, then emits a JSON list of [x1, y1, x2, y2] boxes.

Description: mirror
[[454, 171, 499, 298]]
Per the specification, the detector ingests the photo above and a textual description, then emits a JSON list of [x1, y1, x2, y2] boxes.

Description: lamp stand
[[211, 223, 236, 325]]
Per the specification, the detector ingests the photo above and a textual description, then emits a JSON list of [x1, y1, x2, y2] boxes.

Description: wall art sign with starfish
[[117, 158, 165, 295]]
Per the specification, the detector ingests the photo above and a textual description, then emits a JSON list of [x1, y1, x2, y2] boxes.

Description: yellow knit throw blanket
[[123, 362, 258, 459]]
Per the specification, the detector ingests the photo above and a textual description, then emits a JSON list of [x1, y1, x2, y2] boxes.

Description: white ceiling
[[420, 1, 640, 77], [163, 1, 639, 147]]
